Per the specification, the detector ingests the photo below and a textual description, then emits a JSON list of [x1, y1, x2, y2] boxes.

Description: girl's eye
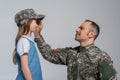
[[36, 20, 41, 25]]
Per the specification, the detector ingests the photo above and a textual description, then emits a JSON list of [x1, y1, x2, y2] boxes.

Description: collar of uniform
[[79, 43, 95, 52]]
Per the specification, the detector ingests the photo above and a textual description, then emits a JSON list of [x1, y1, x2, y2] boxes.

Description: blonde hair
[[13, 19, 32, 65]]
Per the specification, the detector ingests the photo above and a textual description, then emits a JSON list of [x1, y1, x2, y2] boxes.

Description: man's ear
[[88, 31, 95, 39]]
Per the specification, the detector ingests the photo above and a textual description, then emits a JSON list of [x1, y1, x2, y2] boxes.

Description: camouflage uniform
[[35, 36, 117, 80]]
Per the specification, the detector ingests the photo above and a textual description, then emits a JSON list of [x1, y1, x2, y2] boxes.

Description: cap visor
[[37, 14, 45, 20]]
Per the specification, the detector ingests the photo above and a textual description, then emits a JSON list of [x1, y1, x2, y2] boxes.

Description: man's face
[[75, 22, 92, 42]]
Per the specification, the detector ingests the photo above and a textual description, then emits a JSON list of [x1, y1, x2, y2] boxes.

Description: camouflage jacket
[[35, 36, 117, 80]]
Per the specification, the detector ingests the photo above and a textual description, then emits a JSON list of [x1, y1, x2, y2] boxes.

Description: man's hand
[[34, 22, 43, 38]]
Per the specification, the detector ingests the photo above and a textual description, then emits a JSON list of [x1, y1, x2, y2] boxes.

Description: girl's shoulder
[[17, 36, 30, 47], [18, 36, 29, 43]]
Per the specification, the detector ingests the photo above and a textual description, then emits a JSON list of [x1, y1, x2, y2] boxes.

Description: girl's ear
[[24, 19, 28, 24]]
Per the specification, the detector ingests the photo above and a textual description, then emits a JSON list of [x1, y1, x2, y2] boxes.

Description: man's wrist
[[34, 33, 41, 38], [34, 35, 44, 43]]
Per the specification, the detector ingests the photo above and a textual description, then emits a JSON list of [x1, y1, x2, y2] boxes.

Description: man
[[34, 20, 117, 80]]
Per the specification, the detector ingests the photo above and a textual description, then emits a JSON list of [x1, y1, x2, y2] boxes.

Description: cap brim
[[37, 14, 45, 20]]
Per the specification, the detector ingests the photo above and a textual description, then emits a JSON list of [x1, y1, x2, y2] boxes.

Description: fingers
[[34, 27, 41, 38], [34, 22, 43, 37], [38, 22, 43, 29], [35, 22, 43, 34]]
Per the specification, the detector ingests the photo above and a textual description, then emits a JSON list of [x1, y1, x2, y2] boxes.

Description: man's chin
[[75, 38, 79, 41]]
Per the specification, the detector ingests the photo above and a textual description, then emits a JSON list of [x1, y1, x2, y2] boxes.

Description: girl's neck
[[26, 32, 31, 37]]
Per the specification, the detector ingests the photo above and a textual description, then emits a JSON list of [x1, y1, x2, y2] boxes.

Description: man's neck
[[80, 40, 94, 47]]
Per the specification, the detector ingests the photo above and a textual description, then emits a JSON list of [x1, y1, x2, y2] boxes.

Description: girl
[[13, 9, 45, 80]]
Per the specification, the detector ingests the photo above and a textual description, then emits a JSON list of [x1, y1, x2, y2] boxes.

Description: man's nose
[[76, 28, 80, 32]]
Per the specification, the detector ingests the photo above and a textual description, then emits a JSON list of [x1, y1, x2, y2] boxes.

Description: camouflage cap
[[15, 8, 45, 27]]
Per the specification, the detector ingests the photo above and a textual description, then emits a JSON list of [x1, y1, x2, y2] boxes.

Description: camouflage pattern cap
[[15, 8, 45, 27]]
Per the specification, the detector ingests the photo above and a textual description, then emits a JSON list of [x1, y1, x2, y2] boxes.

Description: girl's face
[[29, 19, 38, 33]]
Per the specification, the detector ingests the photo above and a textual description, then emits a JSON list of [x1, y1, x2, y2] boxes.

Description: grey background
[[0, 0, 120, 80]]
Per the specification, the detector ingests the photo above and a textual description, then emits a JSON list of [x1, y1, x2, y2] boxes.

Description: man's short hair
[[85, 20, 100, 40]]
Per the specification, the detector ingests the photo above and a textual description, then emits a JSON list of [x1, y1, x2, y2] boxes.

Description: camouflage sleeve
[[97, 51, 117, 80], [34, 36, 69, 65]]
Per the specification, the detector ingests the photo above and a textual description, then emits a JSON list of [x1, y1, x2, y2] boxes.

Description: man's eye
[[80, 27, 83, 30]]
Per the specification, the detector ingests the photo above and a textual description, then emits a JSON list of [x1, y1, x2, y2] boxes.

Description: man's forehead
[[83, 21, 91, 25], [80, 22, 91, 27]]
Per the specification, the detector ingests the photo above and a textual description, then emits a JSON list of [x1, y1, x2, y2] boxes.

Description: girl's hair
[[13, 19, 33, 65]]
